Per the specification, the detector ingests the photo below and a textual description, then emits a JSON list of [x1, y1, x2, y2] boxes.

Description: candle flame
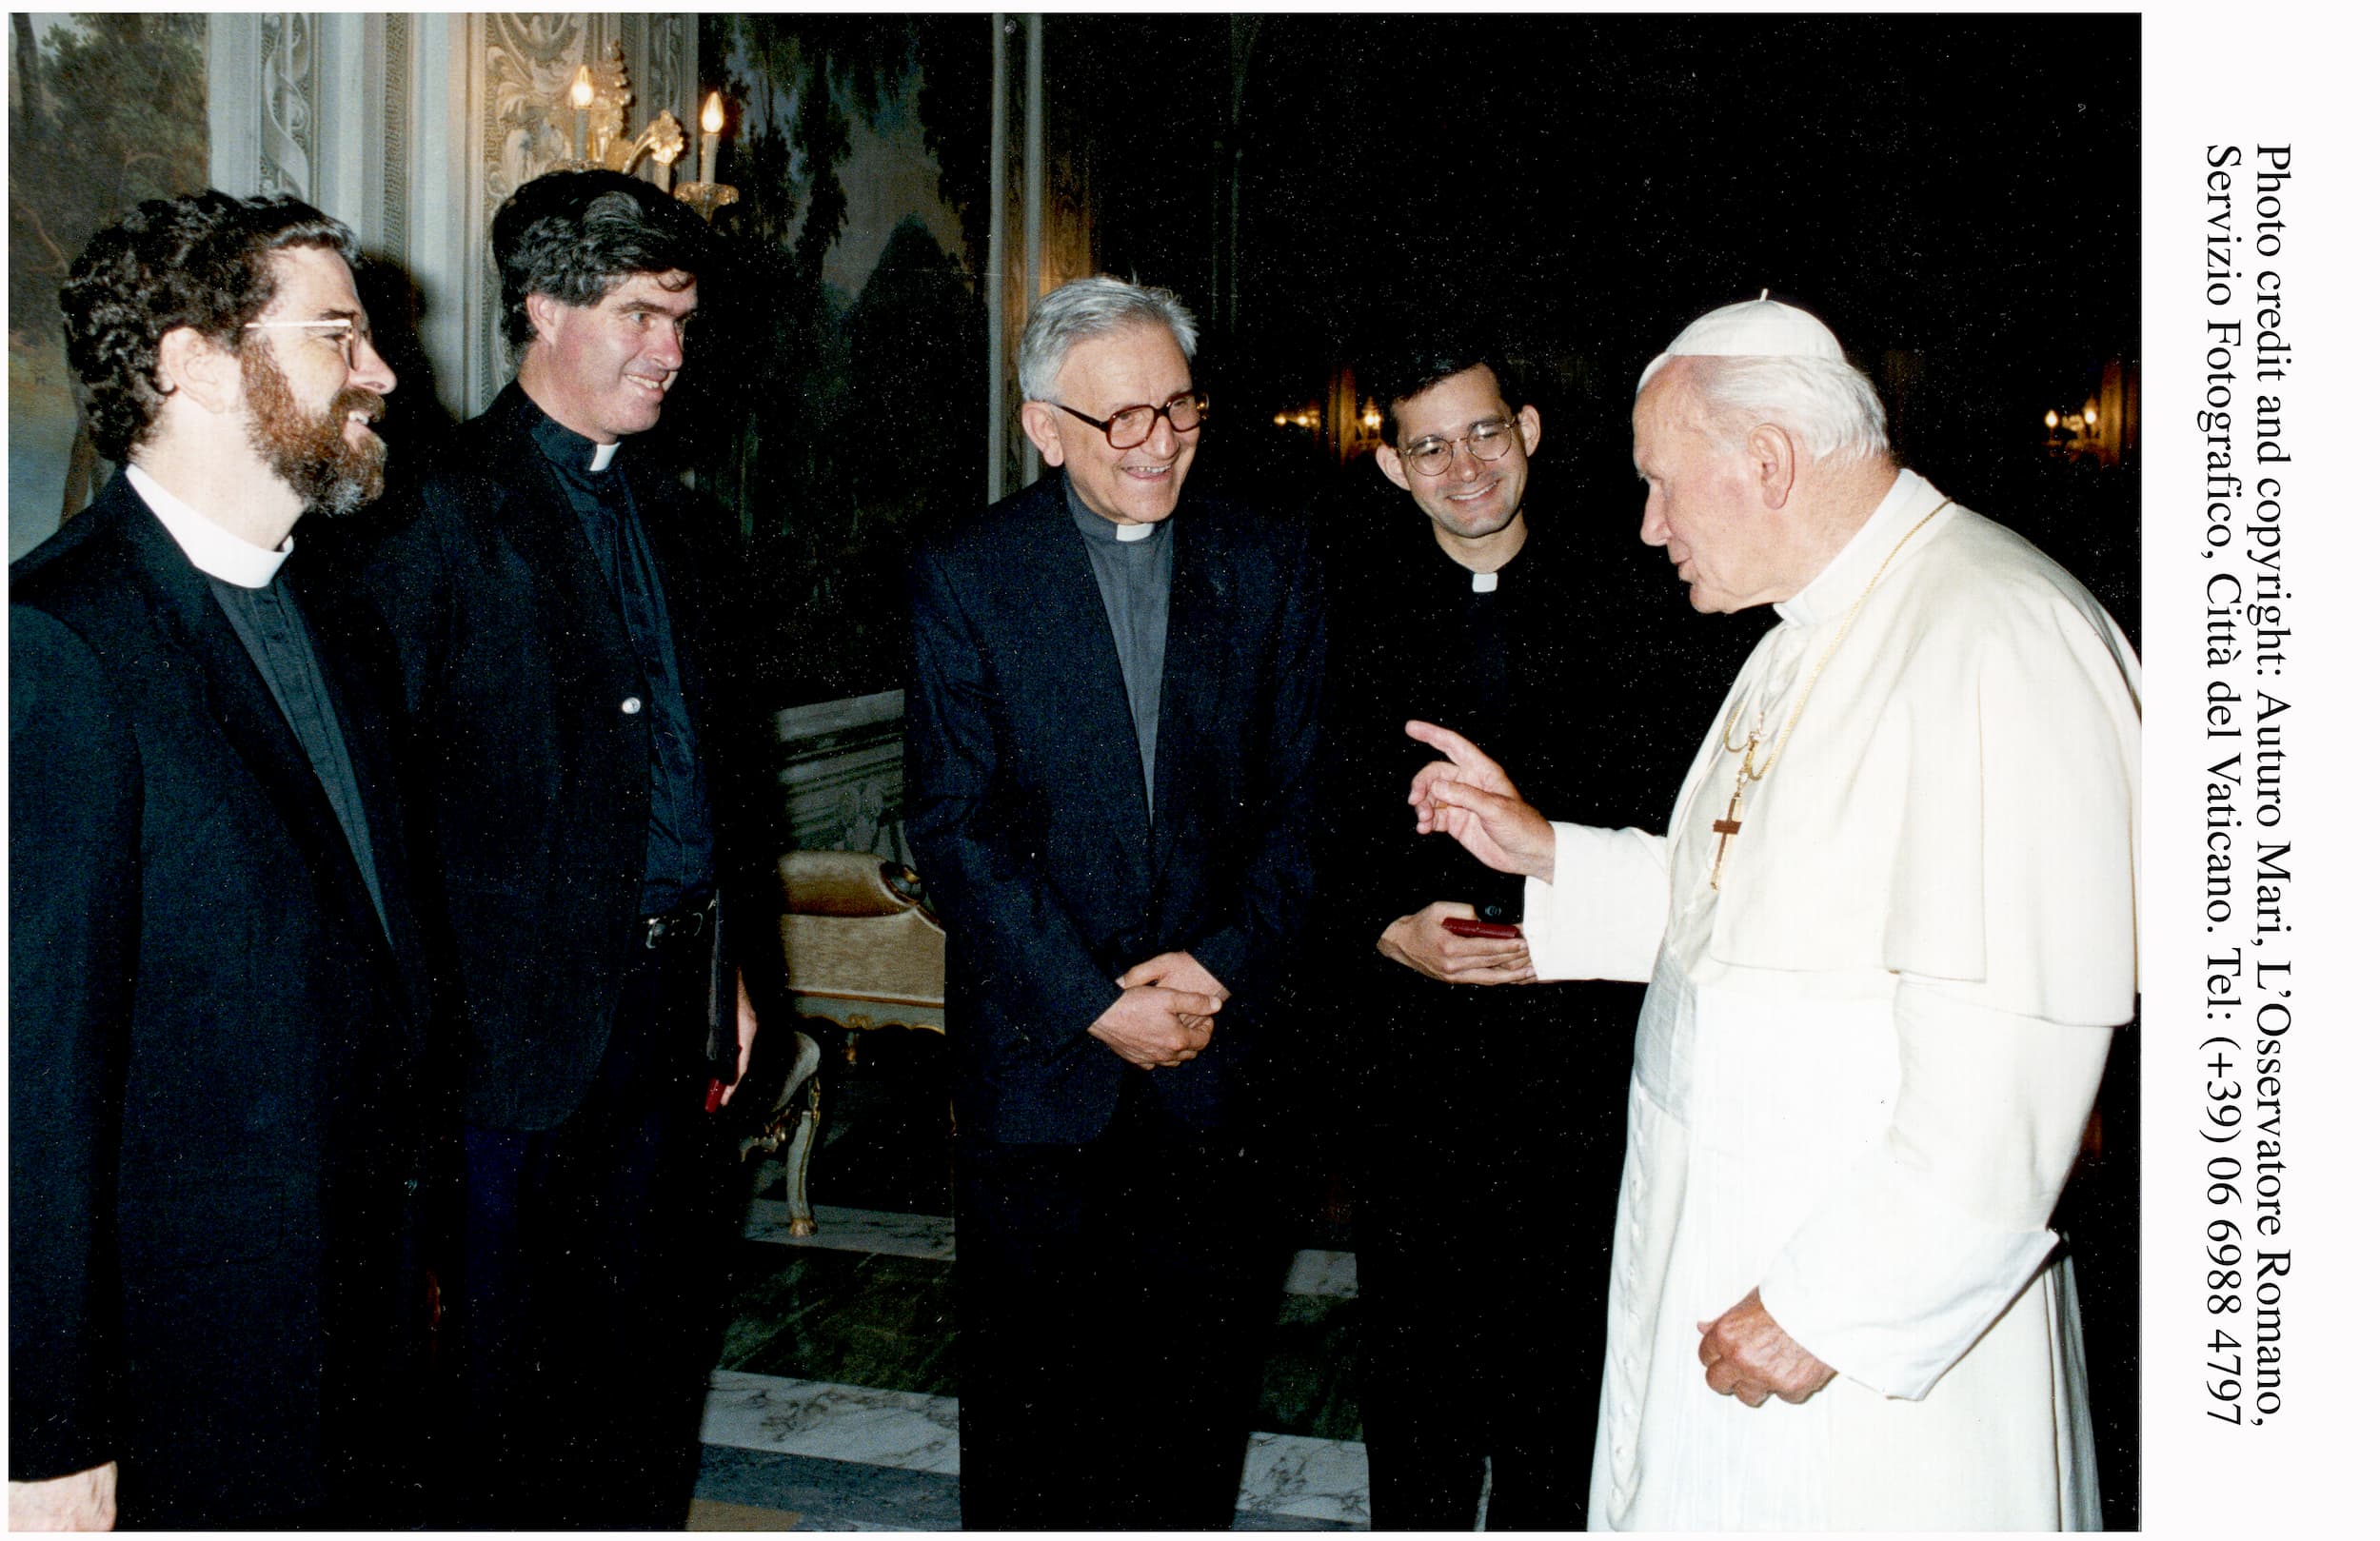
[[702, 91, 725, 135], [569, 66, 594, 110]]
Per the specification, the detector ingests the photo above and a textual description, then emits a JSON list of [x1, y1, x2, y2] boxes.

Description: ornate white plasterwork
[[469, 14, 699, 405], [476, 13, 594, 393], [484, 13, 590, 209], [257, 13, 315, 199], [205, 14, 697, 418]]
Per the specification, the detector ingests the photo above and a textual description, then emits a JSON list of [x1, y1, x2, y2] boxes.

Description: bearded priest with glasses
[[906, 274, 1325, 1530], [10, 191, 427, 1530]]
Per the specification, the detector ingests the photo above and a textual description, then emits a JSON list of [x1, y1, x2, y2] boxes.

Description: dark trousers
[[954, 1079, 1288, 1531], [1352, 988, 1630, 1531], [442, 935, 723, 1529]]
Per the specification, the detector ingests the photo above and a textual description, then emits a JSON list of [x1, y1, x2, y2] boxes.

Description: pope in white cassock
[[1409, 297, 2138, 1531]]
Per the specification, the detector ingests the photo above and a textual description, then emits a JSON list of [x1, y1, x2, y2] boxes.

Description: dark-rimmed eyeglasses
[[1398, 418, 1519, 478], [243, 317, 370, 368], [1047, 390, 1209, 449]]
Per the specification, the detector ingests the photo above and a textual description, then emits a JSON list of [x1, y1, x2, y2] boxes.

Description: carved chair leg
[[783, 1073, 823, 1238]]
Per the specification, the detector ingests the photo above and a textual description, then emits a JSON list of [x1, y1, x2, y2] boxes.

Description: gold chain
[[1706, 497, 1949, 888], [1716, 497, 1950, 784]]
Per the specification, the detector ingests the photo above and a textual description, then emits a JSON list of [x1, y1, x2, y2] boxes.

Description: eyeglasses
[[1047, 390, 1209, 449], [1398, 418, 1520, 478], [243, 317, 370, 367]]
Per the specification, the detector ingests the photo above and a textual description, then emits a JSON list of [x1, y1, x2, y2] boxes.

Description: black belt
[[637, 899, 713, 950]]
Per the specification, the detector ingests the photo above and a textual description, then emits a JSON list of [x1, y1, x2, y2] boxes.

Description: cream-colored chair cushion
[[778, 851, 944, 1010]]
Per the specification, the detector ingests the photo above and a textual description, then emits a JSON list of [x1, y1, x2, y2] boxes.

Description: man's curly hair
[[60, 189, 359, 464], [492, 169, 708, 349]]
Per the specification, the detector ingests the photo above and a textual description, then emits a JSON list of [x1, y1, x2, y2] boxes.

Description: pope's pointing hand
[[1404, 720, 1557, 882]]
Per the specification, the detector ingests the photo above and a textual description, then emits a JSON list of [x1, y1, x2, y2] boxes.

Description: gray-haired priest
[[1409, 296, 2137, 1530], [906, 275, 1323, 1530]]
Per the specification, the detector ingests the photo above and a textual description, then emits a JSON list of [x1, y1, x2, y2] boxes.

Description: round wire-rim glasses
[[1398, 417, 1521, 478]]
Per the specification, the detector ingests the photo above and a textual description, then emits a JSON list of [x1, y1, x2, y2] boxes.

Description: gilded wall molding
[[203, 13, 698, 417]]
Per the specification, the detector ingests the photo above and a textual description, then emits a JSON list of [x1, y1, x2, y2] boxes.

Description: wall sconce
[[2044, 399, 2112, 464], [559, 41, 739, 223], [680, 91, 740, 224]]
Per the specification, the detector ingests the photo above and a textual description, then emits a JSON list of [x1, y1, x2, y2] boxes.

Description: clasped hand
[[1090, 951, 1228, 1070]]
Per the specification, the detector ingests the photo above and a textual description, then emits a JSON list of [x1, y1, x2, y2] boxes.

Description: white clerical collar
[[1471, 570, 1497, 592], [1775, 467, 1936, 628], [126, 464, 292, 588], [588, 440, 620, 472], [1062, 473, 1160, 542]]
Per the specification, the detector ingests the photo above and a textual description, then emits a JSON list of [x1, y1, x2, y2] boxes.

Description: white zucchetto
[[1637, 290, 1847, 390]]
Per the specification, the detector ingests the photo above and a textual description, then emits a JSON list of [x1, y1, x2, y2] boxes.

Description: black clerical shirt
[[525, 405, 715, 914], [1065, 475, 1173, 815], [208, 571, 390, 940]]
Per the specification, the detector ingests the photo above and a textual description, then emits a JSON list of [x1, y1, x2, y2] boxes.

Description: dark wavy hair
[[492, 169, 708, 348], [1364, 336, 1525, 444], [60, 190, 359, 463]]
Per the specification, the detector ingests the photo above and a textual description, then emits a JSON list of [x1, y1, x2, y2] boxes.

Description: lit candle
[[700, 91, 724, 186], [570, 66, 594, 163]]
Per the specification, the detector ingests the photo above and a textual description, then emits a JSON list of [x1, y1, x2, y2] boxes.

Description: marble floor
[[679, 1036, 2140, 1531], [684, 1068, 1376, 1531], [678, 1027, 2141, 1531]]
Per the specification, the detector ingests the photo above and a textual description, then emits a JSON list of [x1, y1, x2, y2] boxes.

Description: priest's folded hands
[[1696, 1287, 1837, 1408]]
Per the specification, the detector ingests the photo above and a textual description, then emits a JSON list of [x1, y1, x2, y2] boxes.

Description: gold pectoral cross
[[1709, 743, 1756, 890]]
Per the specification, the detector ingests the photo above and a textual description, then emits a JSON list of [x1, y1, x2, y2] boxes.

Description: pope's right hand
[[1404, 721, 1557, 882]]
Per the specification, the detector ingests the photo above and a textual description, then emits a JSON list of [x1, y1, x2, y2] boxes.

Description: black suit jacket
[[9, 475, 428, 1525], [905, 477, 1324, 1145], [361, 385, 759, 1132]]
